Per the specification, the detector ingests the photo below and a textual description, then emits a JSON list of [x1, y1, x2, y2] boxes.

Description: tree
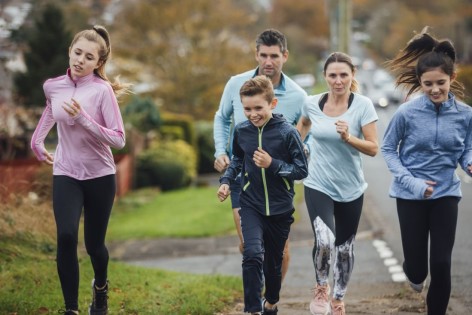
[[269, 0, 330, 75], [13, 3, 71, 107], [361, 0, 472, 63], [111, 0, 264, 120], [123, 96, 162, 132]]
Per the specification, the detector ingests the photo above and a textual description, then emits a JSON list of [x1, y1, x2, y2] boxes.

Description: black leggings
[[53, 175, 116, 310], [397, 197, 459, 315]]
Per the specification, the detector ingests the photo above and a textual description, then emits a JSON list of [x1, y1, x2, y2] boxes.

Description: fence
[[0, 154, 132, 201]]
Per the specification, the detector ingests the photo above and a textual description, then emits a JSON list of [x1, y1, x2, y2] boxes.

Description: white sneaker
[[309, 283, 331, 315]]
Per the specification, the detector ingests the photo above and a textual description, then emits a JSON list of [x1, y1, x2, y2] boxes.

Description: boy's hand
[[253, 147, 272, 168], [217, 184, 230, 202]]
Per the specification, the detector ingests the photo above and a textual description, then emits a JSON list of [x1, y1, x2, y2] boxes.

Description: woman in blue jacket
[[382, 27, 472, 315]]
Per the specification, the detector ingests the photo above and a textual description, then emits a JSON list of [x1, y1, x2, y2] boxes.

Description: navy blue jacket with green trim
[[220, 113, 308, 216]]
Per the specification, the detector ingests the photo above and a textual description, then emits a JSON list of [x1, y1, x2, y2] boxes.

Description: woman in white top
[[297, 52, 378, 315]]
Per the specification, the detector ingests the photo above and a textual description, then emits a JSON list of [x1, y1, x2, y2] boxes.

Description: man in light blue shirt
[[213, 29, 307, 286]]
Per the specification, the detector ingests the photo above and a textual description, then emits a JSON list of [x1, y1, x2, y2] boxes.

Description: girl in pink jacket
[[31, 25, 130, 315]]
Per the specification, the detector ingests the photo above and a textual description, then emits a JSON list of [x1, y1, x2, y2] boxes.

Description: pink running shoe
[[331, 300, 346, 315], [309, 284, 330, 315]]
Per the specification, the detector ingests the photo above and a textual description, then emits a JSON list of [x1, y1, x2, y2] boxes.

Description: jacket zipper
[[67, 83, 78, 125], [435, 104, 440, 145], [258, 123, 270, 216]]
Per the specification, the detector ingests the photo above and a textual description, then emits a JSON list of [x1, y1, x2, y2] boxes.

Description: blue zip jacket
[[382, 93, 472, 200], [220, 113, 308, 216]]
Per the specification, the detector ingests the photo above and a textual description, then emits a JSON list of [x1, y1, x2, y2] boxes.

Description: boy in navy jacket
[[218, 76, 308, 314]]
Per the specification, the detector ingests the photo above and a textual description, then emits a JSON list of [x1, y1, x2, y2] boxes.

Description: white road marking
[[372, 238, 406, 283]]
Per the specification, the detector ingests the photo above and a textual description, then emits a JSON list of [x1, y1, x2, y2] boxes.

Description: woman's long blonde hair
[[69, 25, 131, 97]]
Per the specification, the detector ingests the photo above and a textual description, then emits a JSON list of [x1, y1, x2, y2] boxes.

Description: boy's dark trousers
[[239, 207, 294, 313]]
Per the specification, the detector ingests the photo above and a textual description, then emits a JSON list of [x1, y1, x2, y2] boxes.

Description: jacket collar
[[66, 68, 95, 86], [252, 68, 287, 94], [422, 92, 455, 110]]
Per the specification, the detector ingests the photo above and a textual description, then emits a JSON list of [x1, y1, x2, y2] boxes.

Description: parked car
[[367, 69, 404, 108]]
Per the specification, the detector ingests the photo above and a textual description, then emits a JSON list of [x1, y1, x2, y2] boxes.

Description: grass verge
[[107, 183, 305, 241], [0, 234, 241, 314], [0, 192, 241, 315], [107, 186, 236, 240], [1, 179, 304, 314]]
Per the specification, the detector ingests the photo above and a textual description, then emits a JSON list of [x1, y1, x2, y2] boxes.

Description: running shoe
[[331, 299, 346, 315], [309, 283, 330, 315], [88, 279, 108, 315]]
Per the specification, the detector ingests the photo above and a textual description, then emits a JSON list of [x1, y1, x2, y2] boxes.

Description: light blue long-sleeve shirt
[[213, 68, 307, 158], [302, 93, 378, 202], [381, 93, 472, 200]]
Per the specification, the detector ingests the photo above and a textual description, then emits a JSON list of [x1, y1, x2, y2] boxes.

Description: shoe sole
[[88, 306, 108, 315]]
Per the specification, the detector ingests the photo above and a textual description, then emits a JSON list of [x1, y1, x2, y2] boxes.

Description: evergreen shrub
[[195, 121, 216, 174], [136, 139, 197, 191]]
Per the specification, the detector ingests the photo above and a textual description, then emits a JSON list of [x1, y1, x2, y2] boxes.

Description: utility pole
[[327, 0, 352, 54], [338, 0, 351, 53]]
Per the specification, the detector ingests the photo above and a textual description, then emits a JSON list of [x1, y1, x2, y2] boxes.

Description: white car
[[367, 69, 404, 108]]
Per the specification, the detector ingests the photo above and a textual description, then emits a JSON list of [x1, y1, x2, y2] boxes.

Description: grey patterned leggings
[[304, 186, 363, 300]]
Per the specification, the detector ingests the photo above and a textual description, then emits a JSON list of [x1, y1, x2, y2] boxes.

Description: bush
[[123, 96, 162, 132], [135, 139, 197, 191], [136, 159, 187, 191], [160, 112, 196, 146], [195, 121, 216, 174]]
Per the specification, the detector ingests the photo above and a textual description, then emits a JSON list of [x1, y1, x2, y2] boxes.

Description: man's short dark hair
[[255, 29, 287, 53]]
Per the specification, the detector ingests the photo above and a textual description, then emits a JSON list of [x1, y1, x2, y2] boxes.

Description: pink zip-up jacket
[[31, 69, 125, 180]]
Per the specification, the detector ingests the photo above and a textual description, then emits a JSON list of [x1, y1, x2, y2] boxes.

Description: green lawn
[[107, 184, 304, 240], [0, 185, 243, 315], [0, 234, 241, 315], [107, 186, 236, 240], [1, 182, 305, 314]]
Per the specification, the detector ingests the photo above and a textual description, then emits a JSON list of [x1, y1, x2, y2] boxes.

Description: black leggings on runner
[[53, 175, 116, 310], [397, 197, 459, 315]]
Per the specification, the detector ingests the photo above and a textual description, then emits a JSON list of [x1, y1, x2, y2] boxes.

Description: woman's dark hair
[[323, 52, 359, 93], [386, 26, 464, 99]]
